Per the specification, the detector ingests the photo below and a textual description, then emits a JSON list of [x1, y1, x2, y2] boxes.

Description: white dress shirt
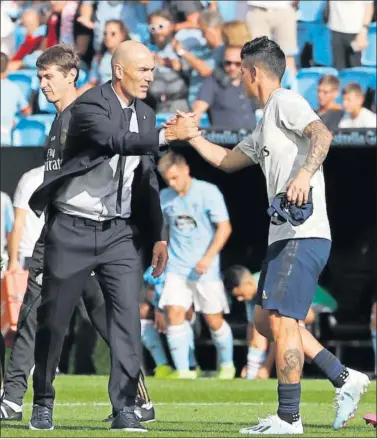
[[55, 86, 142, 221]]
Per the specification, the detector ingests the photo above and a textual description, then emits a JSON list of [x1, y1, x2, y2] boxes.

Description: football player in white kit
[[165, 36, 370, 435]]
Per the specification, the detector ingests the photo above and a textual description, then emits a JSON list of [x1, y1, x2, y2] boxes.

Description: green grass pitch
[[1, 376, 376, 437]]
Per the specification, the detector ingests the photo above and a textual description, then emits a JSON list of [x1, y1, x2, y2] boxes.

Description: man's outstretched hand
[[164, 110, 202, 142]]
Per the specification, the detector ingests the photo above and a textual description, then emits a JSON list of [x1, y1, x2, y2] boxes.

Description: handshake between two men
[[163, 110, 202, 143]]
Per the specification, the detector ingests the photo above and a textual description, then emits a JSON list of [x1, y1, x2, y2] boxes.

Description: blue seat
[[14, 25, 27, 52], [313, 24, 333, 67], [296, 67, 339, 109], [77, 69, 89, 88], [38, 90, 56, 114], [25, 114, 55, 135], [217, 2, 238, 21], [155, 112, 173, 127], [7, 73, 33, 101], [339, 67, 376, 91], [198, 113, 210, 128], [155, 112, 211, 128], [362, 23, 377, 67], [12, 119, 46, 147]]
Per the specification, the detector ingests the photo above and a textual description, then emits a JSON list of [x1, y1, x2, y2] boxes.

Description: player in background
[[224, 265, 338, 380], [141, 266, 199, 377], [167, 37, 370, 434], [158, 151, 235, 379]]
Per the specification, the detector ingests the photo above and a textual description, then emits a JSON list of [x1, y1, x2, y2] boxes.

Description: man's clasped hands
[[163, 110, 202, 143]]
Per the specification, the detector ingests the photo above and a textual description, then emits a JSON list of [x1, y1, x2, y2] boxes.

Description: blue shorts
[[256, 238, 331, 320]]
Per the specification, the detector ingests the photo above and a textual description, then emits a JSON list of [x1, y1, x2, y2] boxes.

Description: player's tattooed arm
[[189, 137, 254, 173], [302, 120, 333, 176]]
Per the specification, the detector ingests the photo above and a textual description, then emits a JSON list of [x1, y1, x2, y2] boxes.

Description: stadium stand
[[362, 23, 377, 67], [11, 118, 46, 147], [7, 72, 33, 101], [296, 67, 339, 109], [25, 114, 55, 135]]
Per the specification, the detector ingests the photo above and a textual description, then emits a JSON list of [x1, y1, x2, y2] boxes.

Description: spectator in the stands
[[171, 9, 225, 107], [42, 0, 79, 49], [7, 9, 45, 72], [1, 1, 16, 57], [78, 0, 163, 51], [147, 9, 189, 113], [327, 0, 374, 70], [77, 19, 129, 95], [245, 0, 298, 78], [0, 53, 31, 146], [222, 20, 251, 47], [316, 75, 344, 131], [167, 0, 208, 31], [193, 45, 257, 130], [339, 83, 377, 128]]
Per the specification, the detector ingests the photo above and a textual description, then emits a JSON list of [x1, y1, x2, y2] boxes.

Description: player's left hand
[[195, 255, 213, 275], [151, 241, 168, 278], [286, 169, 311, 207]]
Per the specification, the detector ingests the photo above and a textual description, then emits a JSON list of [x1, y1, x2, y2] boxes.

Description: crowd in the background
[[1, 0, 376, 146]]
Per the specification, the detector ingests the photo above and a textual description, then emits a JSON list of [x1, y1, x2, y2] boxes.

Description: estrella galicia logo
[[175, 214, 197, 232]]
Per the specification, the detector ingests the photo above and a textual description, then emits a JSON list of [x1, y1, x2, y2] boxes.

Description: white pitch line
[[23, 402, 328, 407]]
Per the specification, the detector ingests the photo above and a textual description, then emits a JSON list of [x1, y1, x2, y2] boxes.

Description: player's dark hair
[[0, 52, 9, 74], [223, 265, 249, 293], [241, 36, 286, 81], [36, 44, 80, 83]]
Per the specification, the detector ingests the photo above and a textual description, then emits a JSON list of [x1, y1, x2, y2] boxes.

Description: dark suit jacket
[[29, 81, 167, 245]]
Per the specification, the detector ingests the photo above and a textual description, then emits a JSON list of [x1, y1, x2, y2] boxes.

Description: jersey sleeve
[[236, 133, 259, 164], [206, 184, 229, 224], [275, 91, 320, 137]]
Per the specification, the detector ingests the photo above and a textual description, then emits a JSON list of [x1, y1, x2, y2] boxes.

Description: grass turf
[[0, 376, 376, 437]]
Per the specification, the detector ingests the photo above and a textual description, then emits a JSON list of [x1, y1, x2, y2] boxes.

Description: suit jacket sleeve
[[71, 100, 160, 156], [148, 158, 169, 243]]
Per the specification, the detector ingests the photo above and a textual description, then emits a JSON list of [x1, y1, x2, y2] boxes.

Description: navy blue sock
[[277, 383, 301, 424], [312, 349, 348, 388]]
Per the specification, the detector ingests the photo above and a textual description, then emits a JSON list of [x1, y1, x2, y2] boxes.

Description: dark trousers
[[3, 233, 108, 406], [4, 227, 150, 407], [33, 212, 142, 412], [331, 30, 362, 71]]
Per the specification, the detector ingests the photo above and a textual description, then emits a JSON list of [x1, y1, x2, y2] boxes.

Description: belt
[[72, 215, 130, 230]]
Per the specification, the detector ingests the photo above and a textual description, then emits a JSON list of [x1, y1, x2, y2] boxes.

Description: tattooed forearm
[[302, 120, 332, 176], [279, 348, 304, 384]]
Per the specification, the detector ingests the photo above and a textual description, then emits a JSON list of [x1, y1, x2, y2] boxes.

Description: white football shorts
[[158, 272, 230, 315]]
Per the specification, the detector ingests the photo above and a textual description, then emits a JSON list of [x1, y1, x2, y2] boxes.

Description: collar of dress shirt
[[111, 82, 135, 112]]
